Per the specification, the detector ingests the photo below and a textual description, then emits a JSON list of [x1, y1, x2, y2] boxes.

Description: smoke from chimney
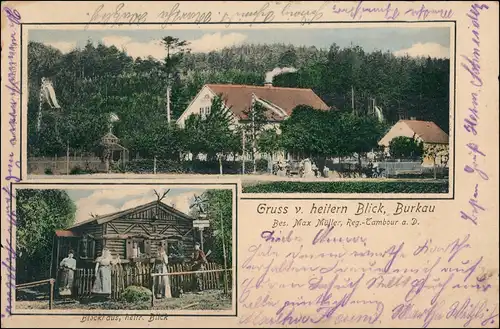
[[265, 67, 298, 85]]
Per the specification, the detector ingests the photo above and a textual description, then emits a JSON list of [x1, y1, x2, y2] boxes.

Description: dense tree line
[[16, 189, 76, 283], [190, 189, 233, 268], [279, 105, 387, 170], [28, 39, 449, 159]]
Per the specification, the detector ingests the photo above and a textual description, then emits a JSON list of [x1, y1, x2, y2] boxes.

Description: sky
[[66, 187, 208, 224], [29, 26, 451, 59]]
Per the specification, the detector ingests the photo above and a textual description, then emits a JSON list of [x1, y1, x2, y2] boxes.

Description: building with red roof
[[176, 83, 330, 129], [378, 119, 450, 167]]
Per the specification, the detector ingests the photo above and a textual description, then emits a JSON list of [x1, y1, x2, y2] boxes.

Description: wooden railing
[[74, 262, 227, 300], [16, 279, 55, 309]]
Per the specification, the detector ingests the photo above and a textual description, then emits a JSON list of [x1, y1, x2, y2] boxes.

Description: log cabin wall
[[101, 203, 195, 261], [72, 222, 103, 239], [70, 222, 104, 264]]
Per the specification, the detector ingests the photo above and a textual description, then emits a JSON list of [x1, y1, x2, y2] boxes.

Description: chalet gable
[[68, 200, 194, 231]]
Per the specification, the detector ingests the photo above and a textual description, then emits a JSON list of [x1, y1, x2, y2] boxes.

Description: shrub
[[110, 161, 126, 173], [120, 286, 153, 303], [44, 168, 53, 175], [69, 165, 96, 175], [243, 181, 449, 194], [70, 166, 85, 175]]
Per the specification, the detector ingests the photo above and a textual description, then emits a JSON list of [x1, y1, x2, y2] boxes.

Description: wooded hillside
[[28, 40, 449, 157]]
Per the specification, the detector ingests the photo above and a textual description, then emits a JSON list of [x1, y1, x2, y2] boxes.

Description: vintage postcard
[[1, 0, 499, 328]]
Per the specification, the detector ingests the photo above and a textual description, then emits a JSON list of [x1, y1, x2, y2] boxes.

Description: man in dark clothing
[[191, 242, 208, 292]]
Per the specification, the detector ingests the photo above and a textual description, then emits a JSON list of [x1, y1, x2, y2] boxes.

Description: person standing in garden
[[59, 250, 76, 296], [92, 248, 118, 300], [155, 246, 172, 299], [191, 242, 208, 293]]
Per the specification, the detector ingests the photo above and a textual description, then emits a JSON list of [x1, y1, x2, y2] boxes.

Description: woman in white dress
[[92, 248, 118, 298], [155, 246, 172, 299]]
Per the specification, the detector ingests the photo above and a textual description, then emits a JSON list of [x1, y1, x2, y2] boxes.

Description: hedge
[[242, 181, 449, 193]]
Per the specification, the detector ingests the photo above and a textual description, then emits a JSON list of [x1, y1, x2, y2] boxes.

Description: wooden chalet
[[51, 200, 196, 281]]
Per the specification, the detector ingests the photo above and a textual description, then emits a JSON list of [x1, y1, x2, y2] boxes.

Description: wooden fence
[[167, 262, 226, 297], [74, 262, 226, 300], [28, 156, 106, 175], [151, 267, 232, 306], [16, 279, 55, 309]]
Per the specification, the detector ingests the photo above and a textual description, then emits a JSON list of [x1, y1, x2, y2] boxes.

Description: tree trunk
[[357, 153, 362, 174], [191, 152, 198, 172], [219, 156, 223, 175], [252, 148, 257, 174]]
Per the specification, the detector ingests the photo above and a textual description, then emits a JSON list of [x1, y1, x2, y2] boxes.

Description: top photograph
[[25, 24, 453, 195]]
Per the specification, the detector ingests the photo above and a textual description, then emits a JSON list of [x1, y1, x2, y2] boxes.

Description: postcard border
[[8, 181, 239, 317]]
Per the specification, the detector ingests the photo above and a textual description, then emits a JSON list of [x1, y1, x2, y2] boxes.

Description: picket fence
[[74, 262, 226, 300]]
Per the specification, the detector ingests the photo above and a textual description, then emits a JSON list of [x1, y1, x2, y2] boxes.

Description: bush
[[44, 168, 53, 175], [243, 181, 449, 193], [70, 166, 84, 175], [70, 165, 96, 175], [110, 161, 126, 173], [120, 286, 153, 303]]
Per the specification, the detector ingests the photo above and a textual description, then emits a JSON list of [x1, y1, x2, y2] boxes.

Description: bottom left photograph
[[10, 183, 236, 315]]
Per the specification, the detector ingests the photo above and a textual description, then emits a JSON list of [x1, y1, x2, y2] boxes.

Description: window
[[200, 106, 211, 118], [167, 240, 182, 256], [166, 239, 185, 263], [79, 235, 95, 260], [135, 240, 146, 256], [126, 238, 151, 260]]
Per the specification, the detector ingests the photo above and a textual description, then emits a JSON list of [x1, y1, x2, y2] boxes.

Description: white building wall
[[378, 121, 449, 167], [177, 86, 286, 166], [378, 121, 418, 147], [176, 86, 237, 128]]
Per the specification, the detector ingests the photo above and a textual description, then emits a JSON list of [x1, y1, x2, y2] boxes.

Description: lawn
[[15, 290, 232, 311]]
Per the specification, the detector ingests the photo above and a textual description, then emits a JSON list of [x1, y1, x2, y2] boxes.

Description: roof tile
[[402, 120, 449, 144], [206, 84, 330, 121]]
